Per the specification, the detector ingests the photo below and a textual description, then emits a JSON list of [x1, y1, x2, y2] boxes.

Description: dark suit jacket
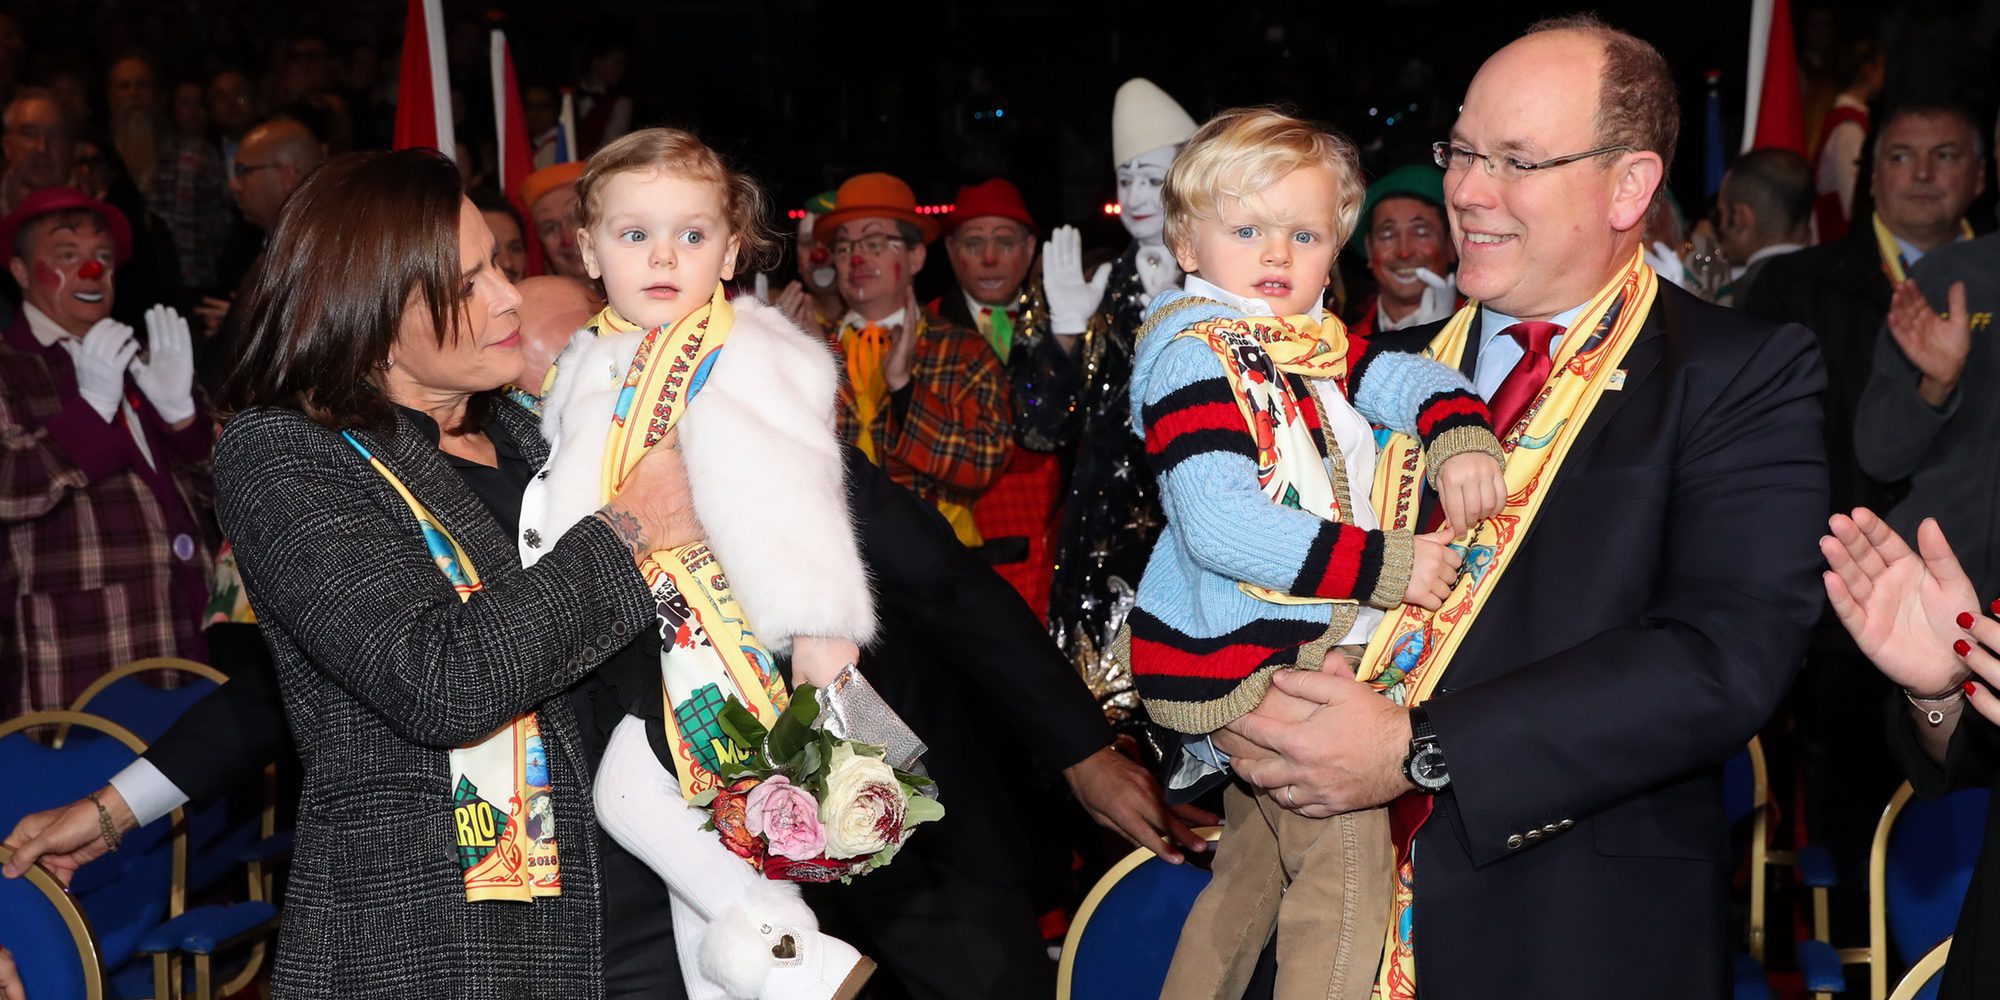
[[1372, 282, 1828, 999], [1741, 229, 1896, 516]]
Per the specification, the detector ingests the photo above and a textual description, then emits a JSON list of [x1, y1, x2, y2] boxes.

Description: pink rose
[[743, 776, 828, 861]]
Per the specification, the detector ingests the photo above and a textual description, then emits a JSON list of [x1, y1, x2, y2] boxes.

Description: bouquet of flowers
[[691, 682, 944, 883]]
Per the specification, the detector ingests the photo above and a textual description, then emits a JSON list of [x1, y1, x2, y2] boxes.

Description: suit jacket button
[[1559, 818, 1574, 829], [595, 635, 613, 650], [1525, 829, 1542, 842], [1506, 834, 1524, 850], [1542, 823, 1560, 835]]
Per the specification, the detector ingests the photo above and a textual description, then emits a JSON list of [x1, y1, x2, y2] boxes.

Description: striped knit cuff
[[1423, 425, 1506, 492], [1367, 529, 1417, 609]]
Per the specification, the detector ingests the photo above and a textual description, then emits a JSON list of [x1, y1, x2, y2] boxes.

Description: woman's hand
[[788, 635, 859, 689], [598, 432, 702, 562], [1434, 450, 1506, 538], [1822, 510, 1978, 698], [1960, 613, 2000, 727]]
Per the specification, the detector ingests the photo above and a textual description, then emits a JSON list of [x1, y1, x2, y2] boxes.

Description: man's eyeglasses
[[233, 161, 281, 180], [829, 236, 909, 257], [1432, 140, 1637, 182], [950, 236, 1025, 257]]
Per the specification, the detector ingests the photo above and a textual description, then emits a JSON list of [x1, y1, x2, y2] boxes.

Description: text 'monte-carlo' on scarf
[[340, 432, 562, 903], [1364, 250, 1658, 1000], [591, 287, 793, 802]]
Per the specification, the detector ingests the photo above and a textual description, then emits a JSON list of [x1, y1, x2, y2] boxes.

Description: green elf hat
[[803, 190, 838, 216], [1359, 163, 1448, 257]]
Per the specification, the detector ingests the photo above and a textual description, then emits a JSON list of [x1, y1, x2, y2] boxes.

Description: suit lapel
[[1550, 289, 1666, 470]]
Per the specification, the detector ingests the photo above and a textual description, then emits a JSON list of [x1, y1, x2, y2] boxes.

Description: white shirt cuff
[[107, 758, 190, 828]]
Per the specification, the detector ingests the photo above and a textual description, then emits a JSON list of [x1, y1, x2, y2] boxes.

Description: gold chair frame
[[59, 658, 229, 748], [1056, 826, 1222, 1000], [0, 842, 107, 1000], [1885, 936, 1951, 1000]]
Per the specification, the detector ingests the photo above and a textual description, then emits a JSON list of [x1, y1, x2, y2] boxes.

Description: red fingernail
[[1967, 681, 1979, 696], [1990, 598, 2000, 615], [1955, 639, 1973, 656], [1961, 612, 1977, 629]]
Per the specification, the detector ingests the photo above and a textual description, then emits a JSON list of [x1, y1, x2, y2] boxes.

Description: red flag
[[392, 0, 454, 157], [491, 26, 544, 275], [1741, 0, 1807, 155]]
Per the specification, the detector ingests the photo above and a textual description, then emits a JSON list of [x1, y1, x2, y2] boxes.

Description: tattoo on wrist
[[596, 508, 649, 560]]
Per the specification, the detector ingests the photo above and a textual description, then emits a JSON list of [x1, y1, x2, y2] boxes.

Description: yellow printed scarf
[[341, 431, 560, 903], [1170, 305, 1360, 606], [1363, 251, 1658, 999], [1872, 211, 1976, 285], [593, 289, 791, 801]]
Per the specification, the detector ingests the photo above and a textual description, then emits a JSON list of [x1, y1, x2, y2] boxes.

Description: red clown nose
[[78, 260, 105, 280]]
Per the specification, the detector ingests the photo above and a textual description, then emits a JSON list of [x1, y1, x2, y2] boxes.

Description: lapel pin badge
[[1606, 369, 1628, 391]]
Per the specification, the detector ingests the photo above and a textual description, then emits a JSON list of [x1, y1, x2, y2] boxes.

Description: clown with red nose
[[0, 186, 216, 715]]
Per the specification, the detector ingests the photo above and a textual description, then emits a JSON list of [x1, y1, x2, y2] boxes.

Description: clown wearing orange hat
[[818, 172, 1010, 548]]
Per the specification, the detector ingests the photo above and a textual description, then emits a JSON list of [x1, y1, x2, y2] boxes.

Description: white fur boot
[[595, 715, 874, 999]]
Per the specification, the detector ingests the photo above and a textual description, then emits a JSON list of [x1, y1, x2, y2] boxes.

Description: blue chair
[[1887, 937, 1951, 1000], [65, 658, 227, 746], [0, 710, 186, 997], [0, 842, 107, 1000], [1058, 828, 1220, 999], [1796, 783, 1987, 998]]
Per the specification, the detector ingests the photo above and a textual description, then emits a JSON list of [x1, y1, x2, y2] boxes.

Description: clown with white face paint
[[0, 185, 216, 715], [1007, 77, 1198, 751]]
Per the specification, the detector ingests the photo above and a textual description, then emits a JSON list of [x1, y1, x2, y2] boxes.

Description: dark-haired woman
[[213, 148, 693, 997]]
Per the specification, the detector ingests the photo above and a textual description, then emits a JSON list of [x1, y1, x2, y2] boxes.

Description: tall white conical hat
[[1112, 77, 1197, 166]]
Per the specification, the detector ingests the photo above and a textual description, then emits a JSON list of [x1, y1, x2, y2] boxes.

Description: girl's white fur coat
[[517, 297, 875, 653]]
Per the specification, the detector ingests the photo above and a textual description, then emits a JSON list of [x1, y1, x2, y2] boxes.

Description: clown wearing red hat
[[0, 187, 216, 715], [924, 179, 1063, 619]]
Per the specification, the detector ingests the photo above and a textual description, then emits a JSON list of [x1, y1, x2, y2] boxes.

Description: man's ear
[[720, 235, 742, 281], [906, 241, 926, 274], [7, 258, 27, 291], [1608, 151, 1665, 234], [576, 227, 600, 280]]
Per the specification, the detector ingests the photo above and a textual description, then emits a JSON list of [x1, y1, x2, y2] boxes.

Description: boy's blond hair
[[574, 127, 778, 271], [1163, 107, 1366, 259]]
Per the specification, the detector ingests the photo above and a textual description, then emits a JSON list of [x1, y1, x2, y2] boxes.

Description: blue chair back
[[67, 659, 227, 746], [1059, 848, 1214, 999], [1885, 787, 1987, 965], [1724, 745, 1757, 826], [0, 844, 105, 1000], [0, 712, 186, 976]]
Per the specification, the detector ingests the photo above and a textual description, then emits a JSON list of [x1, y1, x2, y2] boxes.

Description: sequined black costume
[[1008, 243, 1164, 748]]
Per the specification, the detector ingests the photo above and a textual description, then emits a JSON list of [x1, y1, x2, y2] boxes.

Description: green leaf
[[717, 698, 769, 755], [904, 794, 945, 826], [767, 700, 815, 764], [689, 788, 719, 809], [788, 685, 822, 729], [797, 741, 823, 778]]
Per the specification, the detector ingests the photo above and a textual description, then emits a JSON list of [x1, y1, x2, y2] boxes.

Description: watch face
[[1410, 745, 1450, 791]]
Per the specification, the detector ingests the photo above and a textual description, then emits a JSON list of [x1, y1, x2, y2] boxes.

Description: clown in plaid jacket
[[833, 305, 1011, 531], [0, 308, 217, 716]]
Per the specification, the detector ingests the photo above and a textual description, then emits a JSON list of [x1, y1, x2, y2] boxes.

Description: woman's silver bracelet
[[1905, 684, 1966, 727]]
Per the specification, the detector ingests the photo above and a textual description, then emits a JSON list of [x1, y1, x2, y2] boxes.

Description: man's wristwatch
[[1403, 707, 1451, 792]]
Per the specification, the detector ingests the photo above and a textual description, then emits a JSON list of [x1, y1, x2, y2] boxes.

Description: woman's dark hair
[[219, 148, 475, 432]]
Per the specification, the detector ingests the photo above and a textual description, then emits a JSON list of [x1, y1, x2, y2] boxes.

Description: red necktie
[[1486, 321, 1564, 439]]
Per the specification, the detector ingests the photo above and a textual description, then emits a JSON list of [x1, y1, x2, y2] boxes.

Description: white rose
[[819, 743, 908, 860]]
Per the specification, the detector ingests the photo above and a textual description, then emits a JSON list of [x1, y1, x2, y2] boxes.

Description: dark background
[[11, 0, 1995, 266]]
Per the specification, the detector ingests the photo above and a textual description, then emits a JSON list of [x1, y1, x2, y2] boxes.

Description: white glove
[[1134, 244, 1183, 303], [131, 304, 197, 425], [60, 319, 139, 422], [1408, 267, 1459, 327], [1644, 240, 1689, 290], [1041, 225, 1110, 335]]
